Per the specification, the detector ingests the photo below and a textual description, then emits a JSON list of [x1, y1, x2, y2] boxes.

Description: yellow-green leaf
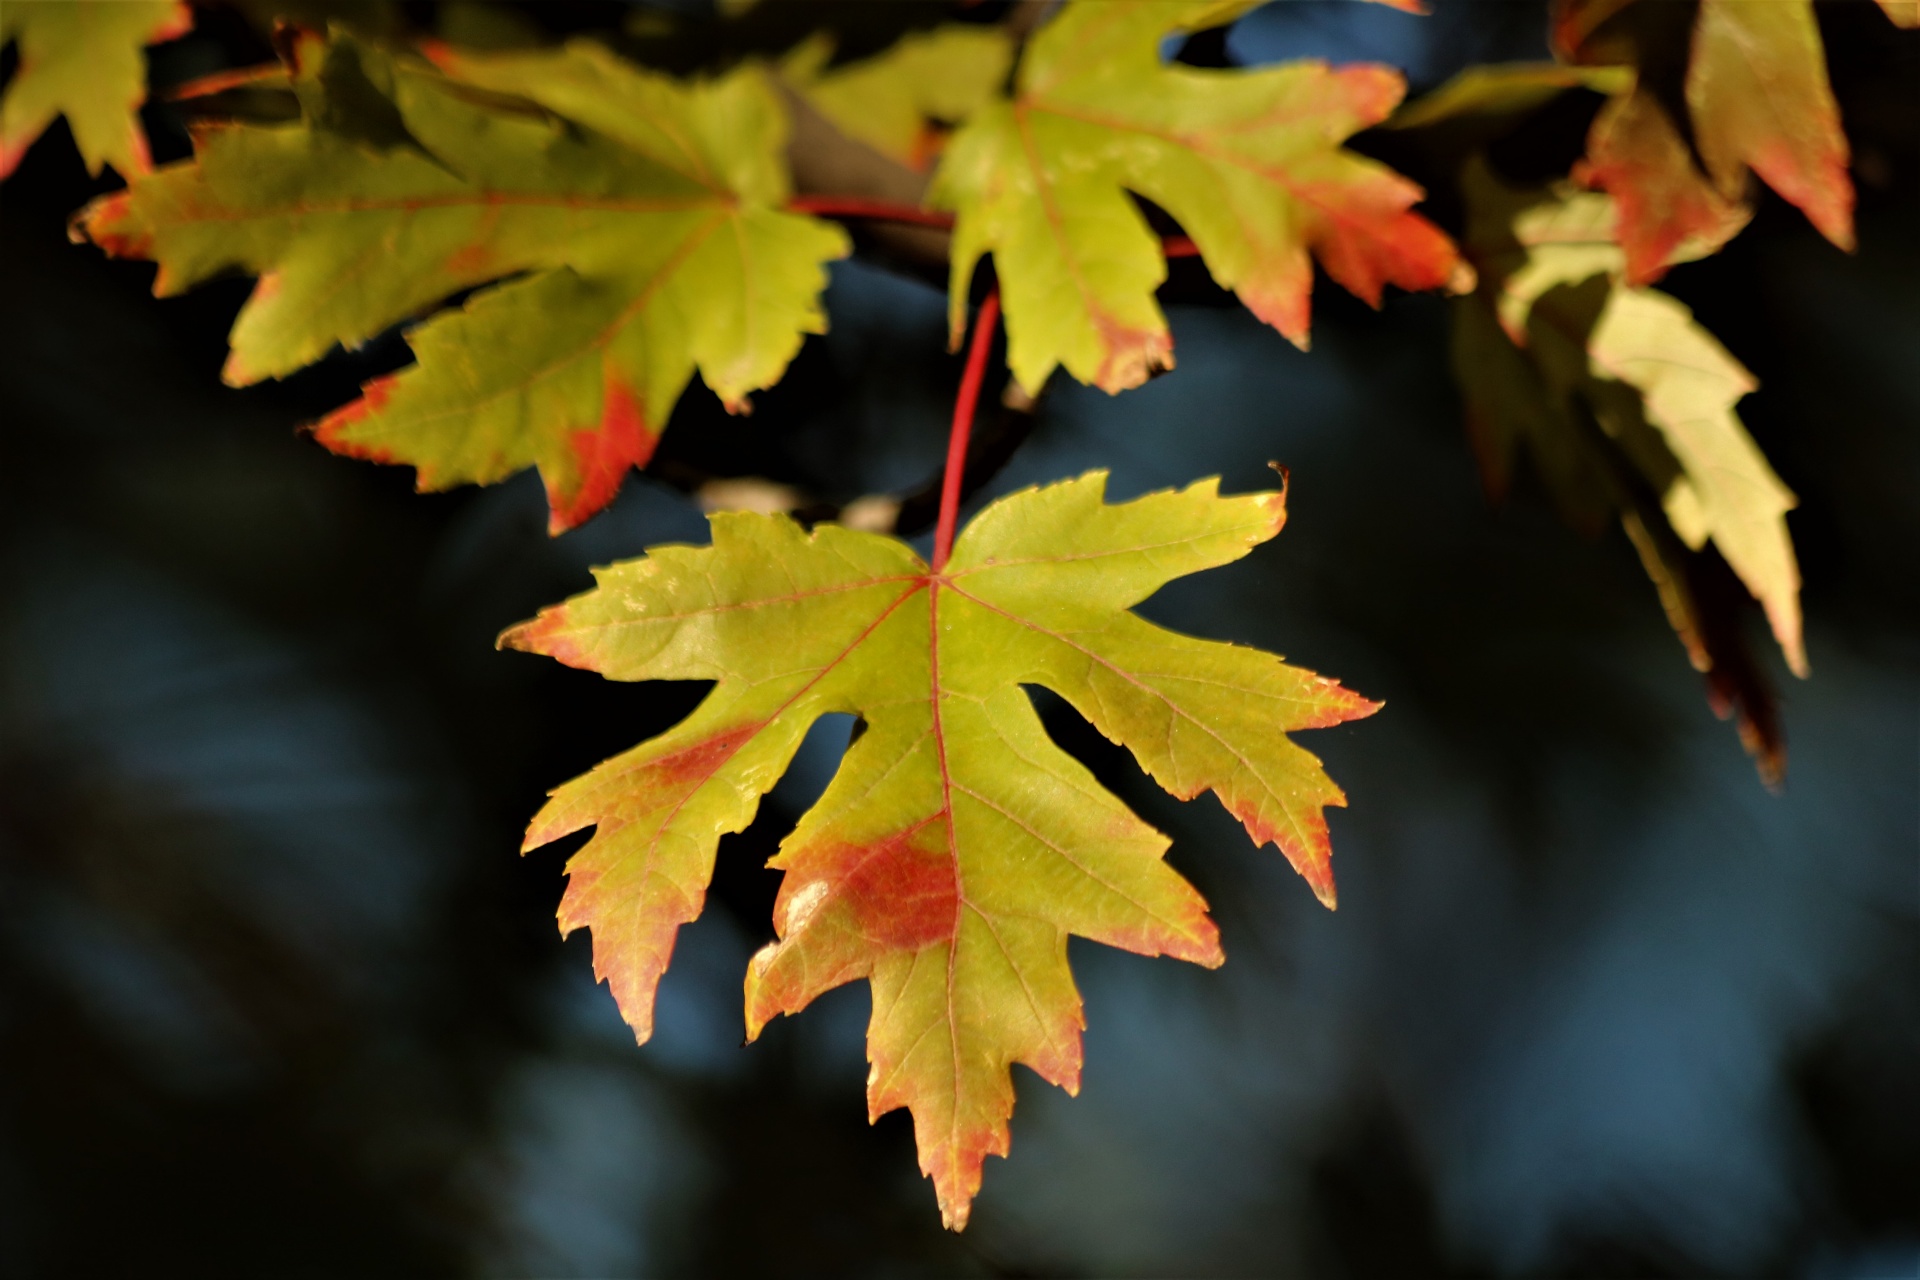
[[73, 33, 848, 533], [1, 0, 189, 178], [929, 0, 1465, 394], [1880, 0, 1920, 28], [1457, 159, 1805, 679], [502, 472, 1376, 1229], [780, 25, 1012, 168]]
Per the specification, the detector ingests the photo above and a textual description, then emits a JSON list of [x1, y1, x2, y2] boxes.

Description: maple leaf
[[73, 31, 848, 533], [928, 0, 1466, 395], [1880, 0, 1920, 28], [1554, 0, 1852, 284], [501, 471, 1377, 1228], [1451, 158, 1804, 776], [779, 25, 1013, 170], [0, 0, 190, 179]]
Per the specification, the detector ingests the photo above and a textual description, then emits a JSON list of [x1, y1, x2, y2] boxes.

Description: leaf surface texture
[[75, 33, 848, 532], [930, 0, 1464, 393], [503, 473, 1376, 1227]]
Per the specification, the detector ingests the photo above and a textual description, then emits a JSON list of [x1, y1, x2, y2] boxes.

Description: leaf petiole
[[932, 290, 1001, 572]]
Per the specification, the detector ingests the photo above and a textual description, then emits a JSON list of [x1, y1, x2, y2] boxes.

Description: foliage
[[1553, 0, 1853, 282], [930, 0, 1466, 392], [10, 0, 1907, 1229], [76, 31, 848, 531], [0, 0, 189, 178]]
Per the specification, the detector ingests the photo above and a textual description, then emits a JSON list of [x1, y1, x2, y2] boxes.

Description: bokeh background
[[2, 2, 1915, 1276]]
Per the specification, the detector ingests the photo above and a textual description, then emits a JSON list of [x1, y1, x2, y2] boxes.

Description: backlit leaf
[[1880, 0, 1920, 28], [1555, 0, 1852, 283], [929, 0, 1466, 394], [1455, 158, 1806, 695], [0, 0, 190, 179], [73, 32, 848, 533], [502, 471, 1376, 1228], [780, 25, 1013, 168]]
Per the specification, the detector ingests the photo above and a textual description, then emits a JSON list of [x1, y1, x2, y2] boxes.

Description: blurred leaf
[[502, 472, 1376, 1229], [930, 0, 1466, 394], [73, 32, 847, 533], [1454, 158, 1804, 776], [1554, 0, 1852, 283], [0, 0, 190, 179], [779, 25, 1012, 169], [1879, 0, 1920, 27], [1383, 61, 1628, 132]]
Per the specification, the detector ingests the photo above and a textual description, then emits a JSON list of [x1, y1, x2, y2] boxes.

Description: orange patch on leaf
[[70, 191, 151, 257], [0, 134, 35, 181], [309, 375, 402, 463], [152, 2, 195, 43], [1746, 136, 1854, 253], [542, 722, 772, 1039], [1579, 92, 1751, 284], [1092, 320, 1175, 393], [546, 376, 660, 535], [1313, 205, 1463, 307], [792, 823, 958, 951], [746, 818, 958, 1032], [441, 242, 492, 278], [1243, 803, 1339, 910]]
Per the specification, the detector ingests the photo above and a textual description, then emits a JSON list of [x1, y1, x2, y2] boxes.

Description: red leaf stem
[[787, 196, 958, 229], [931, 289, 1001, 573]]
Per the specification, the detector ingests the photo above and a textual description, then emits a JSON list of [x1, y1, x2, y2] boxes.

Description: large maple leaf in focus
[[1555, 0, 1854, 284], [502, 472, 1377, 1227], [73, 31, 847, 533], [929, 0, 1466, 395], [0, 0, 190, 179]]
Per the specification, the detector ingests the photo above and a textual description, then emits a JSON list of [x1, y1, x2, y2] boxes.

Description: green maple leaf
[[1, 0, 190, 179], [74, 31, 848, 533], [929, 0, 1466, 395], [1554, 0, 1852, 283], [501, 472, 1376, 1228], [779, 24, 1013, 169]]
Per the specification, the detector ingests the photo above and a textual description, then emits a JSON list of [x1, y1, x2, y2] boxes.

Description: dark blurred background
[[2, 2, 1915, 1276]]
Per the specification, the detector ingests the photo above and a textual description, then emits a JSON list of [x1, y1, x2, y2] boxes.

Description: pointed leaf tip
[[0, 1, 191, 182]]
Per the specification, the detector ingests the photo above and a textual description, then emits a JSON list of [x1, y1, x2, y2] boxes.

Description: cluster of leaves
[[6, 0, 1904, 1228], [1380, 0, 1911, 779]]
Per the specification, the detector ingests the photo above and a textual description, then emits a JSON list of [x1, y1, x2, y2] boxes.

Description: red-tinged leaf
[[1, 0, 190, 179], [1575, 85, 1751, 283], [501, 472, 1377, 1227], [1553, 0, 1854, 280], [72, 33, 848, 533], [930, 0, 1466, 394], [1686, 0, 1853, 252]]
